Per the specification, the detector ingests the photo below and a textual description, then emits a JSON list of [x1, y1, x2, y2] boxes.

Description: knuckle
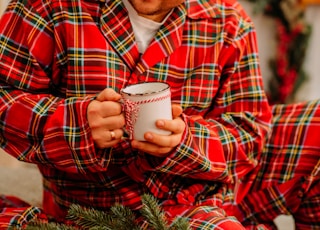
[[105, 101, 122, 115], [91, 132, 102, 143], [113, 116, 125, 128], [87, 103, 101, 118], [89, 118, 101, 129]]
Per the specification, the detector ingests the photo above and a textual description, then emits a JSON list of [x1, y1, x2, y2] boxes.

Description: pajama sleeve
[[137, 13, 273, 184], [0, 1, 109, 174]]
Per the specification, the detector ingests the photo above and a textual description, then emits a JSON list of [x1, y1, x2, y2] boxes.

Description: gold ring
[[110, 131, 116, 140]]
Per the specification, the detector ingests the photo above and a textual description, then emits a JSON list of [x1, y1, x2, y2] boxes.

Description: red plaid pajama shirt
[[0, 0, 319, 229]]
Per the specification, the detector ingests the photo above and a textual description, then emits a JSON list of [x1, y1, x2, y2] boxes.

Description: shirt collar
[[184, 0, 221, 20]]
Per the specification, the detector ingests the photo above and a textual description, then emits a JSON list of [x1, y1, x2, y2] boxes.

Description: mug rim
[[121, 82, 170, 96]]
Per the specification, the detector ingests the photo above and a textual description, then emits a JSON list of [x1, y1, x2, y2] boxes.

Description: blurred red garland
[[247, 0, 312, 104]]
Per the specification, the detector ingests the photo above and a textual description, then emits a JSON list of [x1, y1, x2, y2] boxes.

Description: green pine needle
[[25, 220, 76, 230], [140, 194, 168, 230], [169, 217, 191, 230], [67, 204, 110, 228], [108, 204, 141, 230], [23, 194, 190, 230]]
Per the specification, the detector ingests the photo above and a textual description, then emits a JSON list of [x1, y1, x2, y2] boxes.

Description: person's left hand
[[130, 104, 185, 157]]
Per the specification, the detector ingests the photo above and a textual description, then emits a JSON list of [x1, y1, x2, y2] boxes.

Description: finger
[[131, 140, 173, 157], [96, 88, 121, 102], [88, 100, 123, 119], [99, 101, 123, 117], [95, 128, 124, 149], [101, 114, 126, 131], [96, 139, 120, 149], [107, 129, 124, 141], [156, 117, 185, 134], [136, 118, 185, 148], [143, 131, 182, 149], [172, 104, 183, 118], [109, 130, 116, 141], [89, 113, 125, 138]]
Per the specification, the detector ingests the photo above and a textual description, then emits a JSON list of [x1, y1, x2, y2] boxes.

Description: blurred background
[[0, 0, 319, 229], [240, 0, 320, 104]]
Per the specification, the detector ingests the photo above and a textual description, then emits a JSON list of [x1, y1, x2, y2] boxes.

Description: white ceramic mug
[[121, 82, 172, 141]]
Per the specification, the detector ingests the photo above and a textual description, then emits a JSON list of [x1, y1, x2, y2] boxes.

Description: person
[[0, 0, 319, 229]]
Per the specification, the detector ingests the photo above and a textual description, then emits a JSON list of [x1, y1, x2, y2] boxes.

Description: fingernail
[[145, 133, 153, 140], [157, 120, 164, 127]]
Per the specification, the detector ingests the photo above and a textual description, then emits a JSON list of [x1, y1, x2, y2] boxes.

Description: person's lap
[[1, 100, 319, 229]]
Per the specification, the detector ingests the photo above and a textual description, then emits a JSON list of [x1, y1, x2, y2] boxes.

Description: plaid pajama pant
[[1, 100, 320, 229], [162, 99, 320, 229], [235, 99, 320, 229]]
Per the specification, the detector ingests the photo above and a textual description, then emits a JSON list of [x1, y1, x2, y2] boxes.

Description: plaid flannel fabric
[[230, 100, 320, 229], [1, 100, 319, 229], [0, 0, 318, 229], [0, 0, 271, 215]]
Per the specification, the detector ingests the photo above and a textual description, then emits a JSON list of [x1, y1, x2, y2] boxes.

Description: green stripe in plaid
[[8, 206, 42, 229], [161, 205, 246, 230]]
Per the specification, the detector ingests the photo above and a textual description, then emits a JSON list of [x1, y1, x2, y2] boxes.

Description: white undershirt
[[122, 0, 172, 53]]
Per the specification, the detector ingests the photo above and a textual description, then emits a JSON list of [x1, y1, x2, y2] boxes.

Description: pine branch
[[66, 204, 110, 228], [67, 204, 140, 230], [140, 194, 168, 230], [108, 204, 141, 230], [24, 194, 191, 230], [169, 217, 191, 230], [25, 220, 76, 230]]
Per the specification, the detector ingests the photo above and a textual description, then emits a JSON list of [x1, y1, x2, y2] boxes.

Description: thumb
[[172, 104, 183, 118], [95, 88, 122, 102]]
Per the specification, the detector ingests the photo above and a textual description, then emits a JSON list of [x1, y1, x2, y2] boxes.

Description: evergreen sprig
[[66, 204, 111, 229], [140, 194, 168, 230], [26, 220, 76, 230], [107, 204, 140, 230], [26, 194, 190, 230]]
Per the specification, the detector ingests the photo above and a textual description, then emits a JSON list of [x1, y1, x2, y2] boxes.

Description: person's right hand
[[87, 88, 125, 149]]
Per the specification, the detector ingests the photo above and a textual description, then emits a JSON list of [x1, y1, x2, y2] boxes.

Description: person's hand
[[87, 88, 125, 149], [131, 104, 185, 157]]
